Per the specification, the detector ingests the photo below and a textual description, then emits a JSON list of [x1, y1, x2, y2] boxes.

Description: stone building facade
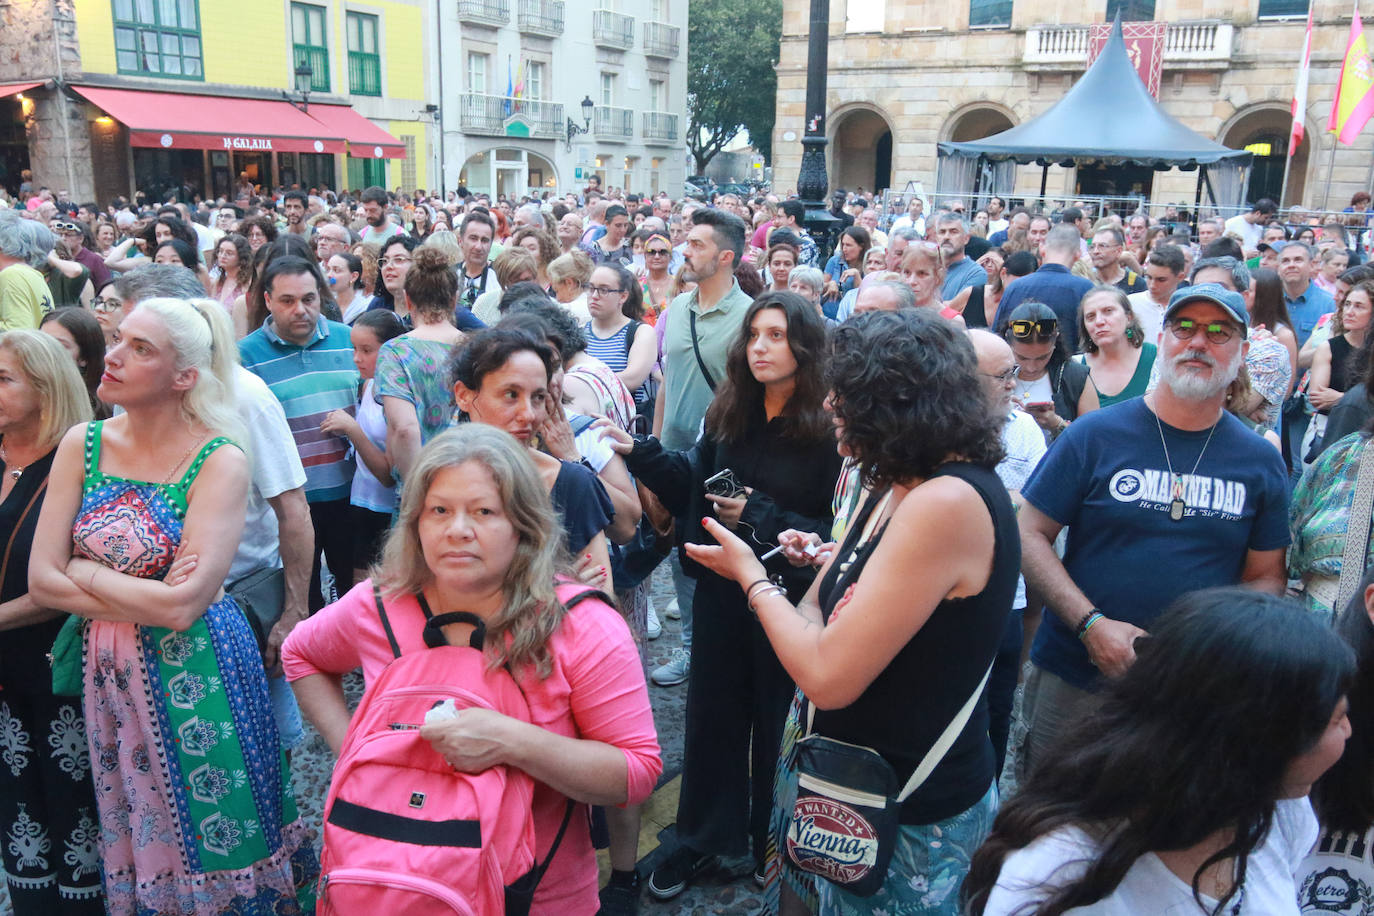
[[772, 0, 1374, 213]]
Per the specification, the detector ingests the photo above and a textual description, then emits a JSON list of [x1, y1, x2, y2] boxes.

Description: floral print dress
[[72, 421, 317, 914]]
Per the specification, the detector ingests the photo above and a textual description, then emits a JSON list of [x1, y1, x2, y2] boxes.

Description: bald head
[[969, 328, 1017, 417]]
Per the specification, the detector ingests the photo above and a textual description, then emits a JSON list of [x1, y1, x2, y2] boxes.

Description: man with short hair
[[282, 189, 309, 236], [890, 196, 926, 236], [238, 257, 359, 614], [1125, 213, 1149, 251], [1017, 282, 1288, 774], [358, 186, 405, 245], [986, 196, 1009, 235], [457, 211, 501, 309], [582, 204, 633, 266], [857, 208, 887, 247], [1197, 218, 1224, 249], [1280, 241, 1333, 348], [514, 203, 545, 231], [1089, 227, 1145, 293], [852, 277, 916, 314], [995, 225, 1094, 352], [1129, 244, 1186, 343], [313, 221, 352, 269], [936, 213, 987, 299], [988, 208, 1030, 248], [580, 200, 609, 246], [1224, 198, 1278, 253], [122, 263, 315, 748], [1027, 214, 1052, 257], [774, 199, 819, 267], [0, 211, 53, 328]]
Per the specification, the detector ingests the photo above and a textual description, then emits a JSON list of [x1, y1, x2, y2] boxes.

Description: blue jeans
[[269, 673, 304, 750]]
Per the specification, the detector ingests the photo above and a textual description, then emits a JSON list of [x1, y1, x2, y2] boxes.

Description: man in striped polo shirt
[[239, 255, 360, 612]]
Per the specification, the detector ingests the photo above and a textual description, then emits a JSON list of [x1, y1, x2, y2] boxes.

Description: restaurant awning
[[306, 104, 407, 159], [71, 85, 348, 154], [0, 81, 44, 99]]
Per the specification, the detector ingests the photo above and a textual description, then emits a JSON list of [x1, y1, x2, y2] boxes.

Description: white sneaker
[[646, 600, 663, 640], [651, 647, 690, 686], [664, 596, 681, 620]]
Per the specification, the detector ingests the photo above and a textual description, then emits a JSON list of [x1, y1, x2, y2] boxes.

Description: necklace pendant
[[1170, 497, 1185, 522]]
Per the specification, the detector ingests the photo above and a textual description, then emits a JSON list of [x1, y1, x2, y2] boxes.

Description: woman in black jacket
[[603, 290, 843, 898]]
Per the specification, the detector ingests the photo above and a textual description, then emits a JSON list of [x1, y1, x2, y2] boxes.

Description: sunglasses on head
[[1009, 318, 1058, 341]]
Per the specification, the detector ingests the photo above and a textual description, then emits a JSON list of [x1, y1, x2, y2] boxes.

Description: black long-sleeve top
[[624, 407, 844, 598]]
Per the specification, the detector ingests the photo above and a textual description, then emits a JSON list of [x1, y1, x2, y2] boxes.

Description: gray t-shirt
[[659, 280, 752, 450]]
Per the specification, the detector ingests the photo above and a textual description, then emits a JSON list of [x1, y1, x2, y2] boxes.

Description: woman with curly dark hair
[[601, 290, 842, 904], [687, 307, 1018, 914], [965, 587, 1354, 916]]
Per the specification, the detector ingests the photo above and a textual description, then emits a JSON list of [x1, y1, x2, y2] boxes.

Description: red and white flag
[[1291, 6, 1314, 154]]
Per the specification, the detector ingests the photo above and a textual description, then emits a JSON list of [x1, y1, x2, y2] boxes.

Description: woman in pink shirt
[[282, 424, 661, 914]]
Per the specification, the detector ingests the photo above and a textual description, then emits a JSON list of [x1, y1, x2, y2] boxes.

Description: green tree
[[687, 0, 783, 174]]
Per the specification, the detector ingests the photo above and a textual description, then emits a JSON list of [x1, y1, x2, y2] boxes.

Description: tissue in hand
[[424, 699, 460, 725]]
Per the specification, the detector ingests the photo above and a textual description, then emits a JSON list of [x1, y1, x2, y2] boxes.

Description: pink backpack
[[317, 582, 606, 915]]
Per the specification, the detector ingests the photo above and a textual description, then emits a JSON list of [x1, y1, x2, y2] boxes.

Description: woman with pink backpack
[[282, 424, 662, 913]]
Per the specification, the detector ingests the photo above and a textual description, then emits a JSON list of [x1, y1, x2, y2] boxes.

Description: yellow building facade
[[772, 0, 1374, 213]]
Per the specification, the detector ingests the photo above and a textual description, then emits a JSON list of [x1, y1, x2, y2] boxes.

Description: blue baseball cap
[[1164, 283, 1248, 336]]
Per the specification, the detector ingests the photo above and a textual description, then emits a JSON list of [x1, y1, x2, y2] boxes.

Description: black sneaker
[[754, 860, 768, 888], [647, 846, 716, 900], [597, 880, 640, 915]]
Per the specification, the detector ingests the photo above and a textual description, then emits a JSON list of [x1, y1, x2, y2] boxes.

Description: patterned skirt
[[83, 597, 318, 915]]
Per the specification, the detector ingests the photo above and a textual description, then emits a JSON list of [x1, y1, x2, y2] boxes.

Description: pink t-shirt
[[282, 579, 662, 914]]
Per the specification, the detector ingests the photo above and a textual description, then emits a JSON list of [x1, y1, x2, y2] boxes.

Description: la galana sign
[[222, 137, 275, 150]]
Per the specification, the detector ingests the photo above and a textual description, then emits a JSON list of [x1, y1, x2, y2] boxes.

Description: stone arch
[[1219, 103, 1312, 208], [828, 103, 895, 194], [456, 145, 559, 198], [940, 101, 1018, 143]]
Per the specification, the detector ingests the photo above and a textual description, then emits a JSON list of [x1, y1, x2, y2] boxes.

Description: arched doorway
[[941, 106, 1018, 203], [830, 107, 893, 194], [947, 107, 1013, 143], [1221, 105, 1309, 207], [458, 148, 558, 198]]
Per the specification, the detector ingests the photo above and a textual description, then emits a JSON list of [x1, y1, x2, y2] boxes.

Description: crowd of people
[[2, 174, 1374, 916]]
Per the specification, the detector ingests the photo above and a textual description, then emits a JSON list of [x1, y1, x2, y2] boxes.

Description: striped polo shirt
[[239, 316, 359, 503]]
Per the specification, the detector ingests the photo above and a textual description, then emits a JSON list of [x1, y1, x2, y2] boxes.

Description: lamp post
[[797, 0, 839, 258], [565, 95, 594, 153], [285, 61, 314, 113]]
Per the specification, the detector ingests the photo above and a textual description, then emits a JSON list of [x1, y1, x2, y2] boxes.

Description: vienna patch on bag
[[786, 735, 900, 897]]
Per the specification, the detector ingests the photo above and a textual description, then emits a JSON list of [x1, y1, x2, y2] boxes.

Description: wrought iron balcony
[[458, 93, 565, 139], [642, 111, 679, 144], [594, 105, 634, 141], [456, 0, 510, 28], [593, 9, 635, 50], [642, 20, 680, 58], [517, 0, 564, 37]]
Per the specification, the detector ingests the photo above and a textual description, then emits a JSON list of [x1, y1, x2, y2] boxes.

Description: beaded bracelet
[[1075, 610, 1105, 641]]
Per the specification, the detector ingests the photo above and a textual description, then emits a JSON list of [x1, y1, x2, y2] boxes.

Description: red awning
[[71, 86, 347, 154], [0, 81, 43, 99], [307, 105, 406, 159]]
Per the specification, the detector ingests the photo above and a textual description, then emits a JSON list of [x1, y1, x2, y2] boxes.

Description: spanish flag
[[1329, 4, 1374, 145]]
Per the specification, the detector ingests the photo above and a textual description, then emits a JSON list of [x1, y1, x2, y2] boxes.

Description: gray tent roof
[[937, 19, 1251, 168]]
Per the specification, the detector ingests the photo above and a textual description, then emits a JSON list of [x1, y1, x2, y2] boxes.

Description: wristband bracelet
[[748, 585, 785, 615], [1076, 609, 1105, 640], [744, 578, 772, 601]]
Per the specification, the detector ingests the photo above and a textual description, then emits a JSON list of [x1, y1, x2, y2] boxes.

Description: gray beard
[[1159, 346, 1243, 400]]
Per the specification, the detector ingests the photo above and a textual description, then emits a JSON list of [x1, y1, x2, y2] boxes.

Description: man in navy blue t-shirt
[[1016, 283, 1289, 776]]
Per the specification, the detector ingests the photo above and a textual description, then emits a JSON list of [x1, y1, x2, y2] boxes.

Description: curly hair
[[827, 310, 1004, 487], [509, 226, 561, 269], [214, 233, 254, 294]]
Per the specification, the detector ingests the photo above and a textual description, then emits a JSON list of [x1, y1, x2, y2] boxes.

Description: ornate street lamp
[[566, 95, 595, 152], [798, 0, 839, 257], [285, 61, 314, 113]]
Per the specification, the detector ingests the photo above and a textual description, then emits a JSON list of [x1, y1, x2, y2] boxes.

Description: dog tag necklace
[[1153, 410, 1218, 522]]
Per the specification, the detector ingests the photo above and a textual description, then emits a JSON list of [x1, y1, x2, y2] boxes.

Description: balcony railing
[[458, 93, 565, 138], [292, 45, 330, 92], [457, 0, 510, 27], [1023, 21, 1232, 68], [594, 106, 634, 141], [348, 51, 381, 96], [642, 20, 680, 58], [642, 111, 678, 144], [517, 0, 564, 36], [593, 9, 635, 50]]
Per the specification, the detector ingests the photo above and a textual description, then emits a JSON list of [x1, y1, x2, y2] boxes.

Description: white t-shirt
[[984, 797, 1318, 915], [1297, 824, 1374, 914], [1224, 214, 1263, 252], [1128, 290, 1167, 347], [228, 366, 309, 583], [351, 378, 395, 514], [997, 409, 1047, 610]]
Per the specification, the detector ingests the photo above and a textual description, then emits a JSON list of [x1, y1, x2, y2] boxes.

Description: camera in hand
[[704, 468, 747, 499]]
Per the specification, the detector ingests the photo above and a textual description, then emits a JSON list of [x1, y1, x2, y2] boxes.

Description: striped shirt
[[239, 316, 359, 503]]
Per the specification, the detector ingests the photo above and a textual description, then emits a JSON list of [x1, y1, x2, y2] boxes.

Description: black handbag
[[227, 565, 286, 653], [786, 662, 993, 897]]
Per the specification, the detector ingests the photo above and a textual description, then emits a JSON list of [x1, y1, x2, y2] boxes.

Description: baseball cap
[[1257, 240, 1287, 254], [1164, 282, 1248, 335]]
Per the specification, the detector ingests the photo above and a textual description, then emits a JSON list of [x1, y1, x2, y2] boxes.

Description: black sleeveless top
[[810, 462, 1019, 825], [964, 285, 989, 329], [1326, 335, 1357, 414]]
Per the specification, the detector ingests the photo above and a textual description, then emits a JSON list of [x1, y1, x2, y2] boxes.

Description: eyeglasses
[[982, 365, 1021, 383], [1165, 317, 1239, 345], [379, 256, 412, 268], [1009, 318, 1058, 341], [588, 285, 623, 297], [645, 248, 671, 257], [92, 297, 123, 313]]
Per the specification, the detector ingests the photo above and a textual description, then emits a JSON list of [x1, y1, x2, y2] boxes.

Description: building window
[[112, 0, 204, 79], [401, 135, 417, 190], [845, 2, 883, 31], [291, 3, 330, 92], [649, 78, 664, 111], [969, 0, 1012, 27], [468, 52, 488, 94], [1258, 0, 1308, 17], [651, 0, 668, 19], [600, 73, 615, 107], [526, 61, 544, 100], [346, 12, 381, 96], [1105, 0, 1155, 20]]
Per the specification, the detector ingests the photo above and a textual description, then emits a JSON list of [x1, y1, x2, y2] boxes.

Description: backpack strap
[[622, 319, 643, 364], [373, 581, 403, 659], [688, 309, 717, 392]]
